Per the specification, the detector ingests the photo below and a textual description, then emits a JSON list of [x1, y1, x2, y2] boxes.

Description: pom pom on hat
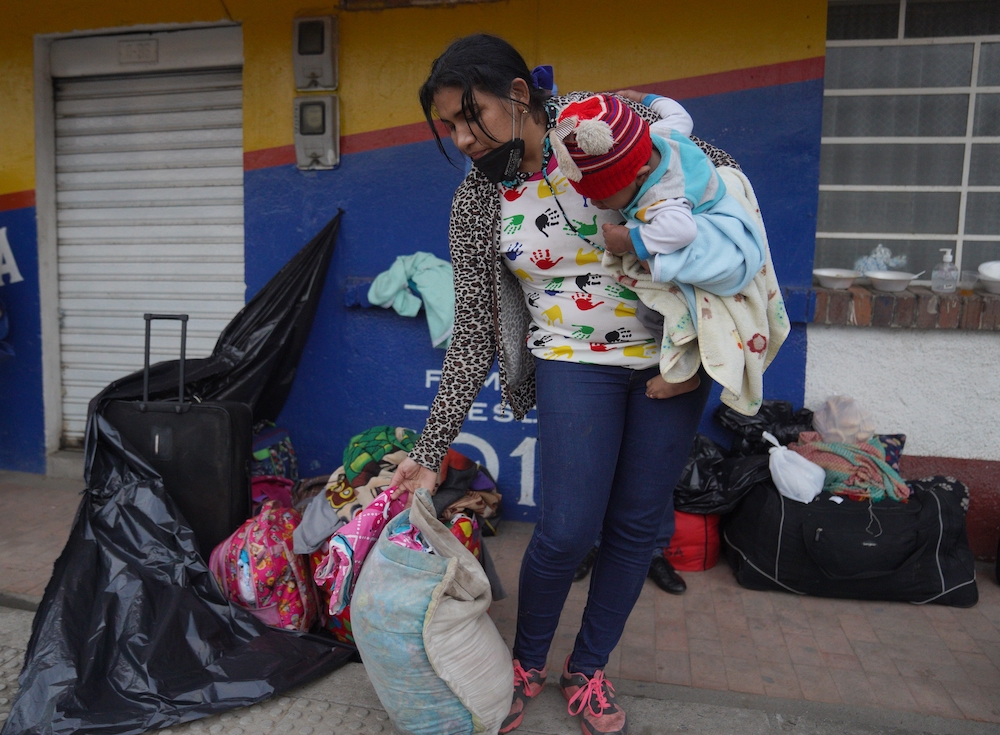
[[574, 119, 615, 156]]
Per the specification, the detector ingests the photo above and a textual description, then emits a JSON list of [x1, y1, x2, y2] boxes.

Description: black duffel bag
[[724, 476, 978, 607]]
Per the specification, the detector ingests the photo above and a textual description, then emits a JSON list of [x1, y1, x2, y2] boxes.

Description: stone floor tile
[[958, 611, 1000, 643], [837, 613, 880, 643], [689, 653, 728, 691], [724, 656, 765, 695], [654, 649, 691, 687], [718, 628, 757, 661], [932, 622, 985, 654], [792, 664, 841, 703], [953, 650, 1000, 687], [821, 652, 862, 671], [849, 641, 900, 676], [812, 628, 854, 656], [868, 673, 922, 713], [684, 612, 720, 641], [619, 645, 656, 682], [688, 637, 723, 657], [893, 657, 970, 683], [681, 592, 714, 614], [941, 679, 1000, 723], [829, 668, 878, 707], [740, 592, 775, 618], [903, 676, 965, 719], [783, 632, 824, 667], [758, 660, 802, 699], [654, 623, 688, 652], [777, 609, 812, 636]]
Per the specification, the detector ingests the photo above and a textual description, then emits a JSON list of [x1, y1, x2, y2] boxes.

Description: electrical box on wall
[[294, 95, 339, 169], [293, 16, 338, 90]]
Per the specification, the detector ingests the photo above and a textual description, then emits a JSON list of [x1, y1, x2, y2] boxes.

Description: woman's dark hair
[[419, 33, 549, 161]]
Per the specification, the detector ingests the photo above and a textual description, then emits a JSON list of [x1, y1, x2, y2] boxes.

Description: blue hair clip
[[531, 65, 556, 94]]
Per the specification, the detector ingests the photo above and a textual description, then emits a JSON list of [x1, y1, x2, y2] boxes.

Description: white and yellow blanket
[[602, 167, 789, 416]]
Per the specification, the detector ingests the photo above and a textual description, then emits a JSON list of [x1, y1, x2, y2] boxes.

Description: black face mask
[[473, 138, 525, 184], [472, 99, 527, 185]]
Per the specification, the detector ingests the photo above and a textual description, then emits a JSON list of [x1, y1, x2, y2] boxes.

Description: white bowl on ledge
[[978, 261, 1000, 294], [865, 270, 917, 292], [813, 268, 860, 289]]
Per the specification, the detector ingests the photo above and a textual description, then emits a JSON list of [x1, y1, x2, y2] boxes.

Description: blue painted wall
[[0, 207, 47, 474], [246, 79, 823, 520]]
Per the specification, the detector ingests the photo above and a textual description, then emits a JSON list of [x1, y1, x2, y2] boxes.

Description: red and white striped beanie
[[548, 94, 652, 200]]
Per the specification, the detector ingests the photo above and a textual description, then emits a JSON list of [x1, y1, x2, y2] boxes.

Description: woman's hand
[[602, 223, 634, 255], [614, 89, 646, 104], [388, 457, 438, 502]]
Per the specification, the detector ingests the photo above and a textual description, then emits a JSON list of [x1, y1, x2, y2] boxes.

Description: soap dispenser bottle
[[932, 248, 958, 294]]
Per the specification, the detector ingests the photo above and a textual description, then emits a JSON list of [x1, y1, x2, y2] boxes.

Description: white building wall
[[804, 326, 1000, 462]]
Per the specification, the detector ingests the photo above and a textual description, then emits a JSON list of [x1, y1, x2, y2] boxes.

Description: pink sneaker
[[559, 657, 628, 735], [499, 659, 547, 733]]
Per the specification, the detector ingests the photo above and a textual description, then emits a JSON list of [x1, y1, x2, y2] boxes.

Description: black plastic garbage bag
[[673, 434, 772, 515], [714, 400, 814, 456], [2, 416, 352, 735], [87, 210, 342, 422]]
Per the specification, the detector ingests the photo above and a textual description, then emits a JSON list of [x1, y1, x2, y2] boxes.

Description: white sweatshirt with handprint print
[[498, 156, 659, 369]]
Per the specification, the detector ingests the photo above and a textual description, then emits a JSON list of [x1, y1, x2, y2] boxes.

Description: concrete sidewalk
[[2, 470, 1000, 734]]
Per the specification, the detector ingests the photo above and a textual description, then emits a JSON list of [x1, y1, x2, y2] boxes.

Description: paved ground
[[3, 470, 1000, 734]]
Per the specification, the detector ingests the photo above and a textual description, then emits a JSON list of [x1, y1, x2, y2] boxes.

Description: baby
[[548, 91, 730, 399]]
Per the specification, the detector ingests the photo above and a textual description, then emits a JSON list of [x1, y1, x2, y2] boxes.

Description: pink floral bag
[[210, 500, 318, 631]]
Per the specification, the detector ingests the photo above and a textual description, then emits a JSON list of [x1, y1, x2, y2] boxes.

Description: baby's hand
[[602, 223, 633, 255], [614, 90, 646, 104]]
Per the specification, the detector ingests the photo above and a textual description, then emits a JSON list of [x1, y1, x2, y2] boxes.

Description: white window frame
[[820, 2, 1000, 277]]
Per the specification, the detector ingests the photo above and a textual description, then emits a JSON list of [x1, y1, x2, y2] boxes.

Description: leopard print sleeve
[[408, 175, 499, 472]]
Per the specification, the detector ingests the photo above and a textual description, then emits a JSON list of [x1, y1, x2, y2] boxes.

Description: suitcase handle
[[143, 313, 188, 409]]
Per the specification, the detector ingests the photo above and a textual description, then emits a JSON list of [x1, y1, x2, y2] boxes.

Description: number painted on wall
[[452, 431, 537, 508]]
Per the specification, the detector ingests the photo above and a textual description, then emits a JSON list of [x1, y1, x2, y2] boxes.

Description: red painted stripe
[[244, 145, 296, 171], [632, 56, 825, 101], [243, 58, 825, 170], [341, 120, 448, 156], [0, 190, 36, 212]]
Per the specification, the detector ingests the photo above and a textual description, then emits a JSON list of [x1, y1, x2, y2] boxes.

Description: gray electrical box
[[293, 16, 337, 90], [294, 95, 339, 170]]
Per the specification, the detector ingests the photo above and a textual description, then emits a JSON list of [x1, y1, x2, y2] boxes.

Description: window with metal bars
[[817, 0, 1000, 279]]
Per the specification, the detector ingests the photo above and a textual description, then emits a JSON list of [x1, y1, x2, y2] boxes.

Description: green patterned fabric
[[343, 425, 418, 484]]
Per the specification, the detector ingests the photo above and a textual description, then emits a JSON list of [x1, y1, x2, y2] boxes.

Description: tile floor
[[0, 473, 82, 600], [485, 521, 1000, 724], [3, 473, 1000, 725]]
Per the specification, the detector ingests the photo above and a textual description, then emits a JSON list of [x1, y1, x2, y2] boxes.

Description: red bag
[[664, 511, 720, 571]]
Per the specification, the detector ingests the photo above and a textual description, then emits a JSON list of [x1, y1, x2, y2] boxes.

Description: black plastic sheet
[[2, 417, 352, 735], [87, 210, 343, 422], [672, 434, 771, 515], [714, 400, 814, 457], [2, 213, 348, 735]]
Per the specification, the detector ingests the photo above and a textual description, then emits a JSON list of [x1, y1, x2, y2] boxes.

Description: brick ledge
[[783, 285, 1000, 330]]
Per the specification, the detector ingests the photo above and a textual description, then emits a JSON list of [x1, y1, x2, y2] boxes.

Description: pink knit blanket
[[790, 431, 910, 502]]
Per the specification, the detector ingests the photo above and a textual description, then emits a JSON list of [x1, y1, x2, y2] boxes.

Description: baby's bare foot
[[645, 374, 701, 399]]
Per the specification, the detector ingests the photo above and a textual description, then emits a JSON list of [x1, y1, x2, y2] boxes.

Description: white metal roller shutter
[[54, 69, 245, 447]]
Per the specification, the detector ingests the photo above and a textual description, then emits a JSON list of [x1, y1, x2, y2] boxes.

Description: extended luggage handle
[[142, 313, 189, 412]]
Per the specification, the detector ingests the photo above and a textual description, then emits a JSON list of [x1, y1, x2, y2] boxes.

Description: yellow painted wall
[[0, 0, 826, 197]]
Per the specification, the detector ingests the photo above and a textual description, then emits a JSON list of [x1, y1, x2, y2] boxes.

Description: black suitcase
[[103, 314, 252, 557], [724, 476, 978, 607]]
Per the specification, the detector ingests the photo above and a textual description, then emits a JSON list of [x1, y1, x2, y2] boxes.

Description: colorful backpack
[[210, 500, 318, 631]]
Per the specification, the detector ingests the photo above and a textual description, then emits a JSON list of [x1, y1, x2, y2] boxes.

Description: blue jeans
[[512, 359, 710, 675]]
